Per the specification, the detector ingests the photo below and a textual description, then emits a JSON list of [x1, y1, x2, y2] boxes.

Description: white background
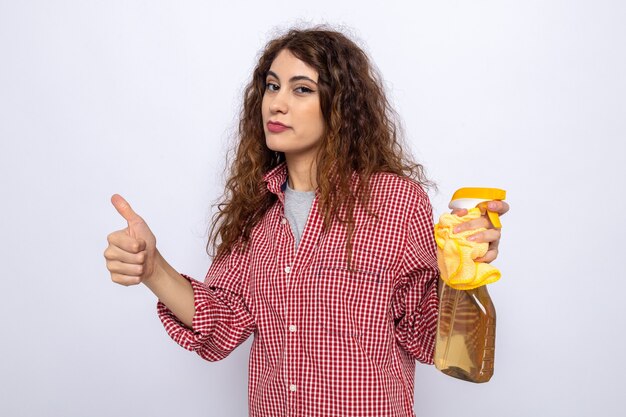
[[1, 1, 624, 416]]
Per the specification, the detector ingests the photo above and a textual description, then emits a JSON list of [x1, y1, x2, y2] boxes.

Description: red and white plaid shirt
[[157, 162, 440, 417]]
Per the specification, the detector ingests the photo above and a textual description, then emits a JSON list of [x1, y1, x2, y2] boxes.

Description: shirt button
[[289, 384, 297, 392], [284, 266, 291, 274], [281, 217, 287, 225], [289, 325, 297, 333]]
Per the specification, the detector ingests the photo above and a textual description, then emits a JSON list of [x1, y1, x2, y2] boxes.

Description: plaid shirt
[[157, 162, 440, 417]]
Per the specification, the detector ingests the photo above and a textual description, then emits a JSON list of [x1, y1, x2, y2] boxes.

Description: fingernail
[[488, 202, 497, 210], [467, 235, 476, 241], [453, 226, 461, 233]]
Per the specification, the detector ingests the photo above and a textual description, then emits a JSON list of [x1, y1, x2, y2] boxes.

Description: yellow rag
[[434, 207, 501, 290]]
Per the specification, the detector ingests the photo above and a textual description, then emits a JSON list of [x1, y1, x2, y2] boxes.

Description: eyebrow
[[266, 70, 318, 85]]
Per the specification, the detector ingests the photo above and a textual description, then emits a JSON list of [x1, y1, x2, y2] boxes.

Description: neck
[[285, 154, 318, 191]]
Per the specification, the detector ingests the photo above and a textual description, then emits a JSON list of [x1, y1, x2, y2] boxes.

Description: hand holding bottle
[[450, 200, 510, 263]]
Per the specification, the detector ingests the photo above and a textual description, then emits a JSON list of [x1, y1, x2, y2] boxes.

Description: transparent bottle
[[433, 188, 505, 383], [435, 281, 496, 383]]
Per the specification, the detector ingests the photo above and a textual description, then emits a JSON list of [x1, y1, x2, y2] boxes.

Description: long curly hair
[[207, 25, 433, 261]]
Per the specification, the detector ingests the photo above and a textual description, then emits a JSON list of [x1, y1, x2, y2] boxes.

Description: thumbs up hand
[[104, 194, 158, 286]]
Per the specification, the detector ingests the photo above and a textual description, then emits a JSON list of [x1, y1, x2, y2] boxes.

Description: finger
[[453, 217, 490, 233], [467, 228, 501, 244], [475, 248, 499, 263], [104, 245, 147, 264], [106, 259, 145, 277], [107, 231, 147, 253], [451, 208, 468, 217], [110, 272, 142, 286], [487, 200, 509, 215], [111, 194, 145, 226]]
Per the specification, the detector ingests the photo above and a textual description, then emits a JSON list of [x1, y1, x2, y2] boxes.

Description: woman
[[104, 26, 508, 417]]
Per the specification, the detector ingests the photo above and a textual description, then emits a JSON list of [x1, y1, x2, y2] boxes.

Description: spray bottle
[[434, 187, 506, 383]]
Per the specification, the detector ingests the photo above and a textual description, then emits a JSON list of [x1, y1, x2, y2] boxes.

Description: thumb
[[111, 194, 144, 226]]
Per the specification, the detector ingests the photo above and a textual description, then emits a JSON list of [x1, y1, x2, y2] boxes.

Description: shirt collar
[[263, 162, 289, 196], [263, 161, 323, 198]]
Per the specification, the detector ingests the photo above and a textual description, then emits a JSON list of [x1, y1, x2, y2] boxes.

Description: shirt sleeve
[[392, 195, 440, 364], [156, 246, 256, 362]]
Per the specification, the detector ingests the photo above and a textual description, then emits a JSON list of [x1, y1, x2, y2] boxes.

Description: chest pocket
[[315, 252, 392, 338]]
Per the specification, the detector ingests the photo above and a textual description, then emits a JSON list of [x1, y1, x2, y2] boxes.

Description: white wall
[[1, 1, 624, 416]]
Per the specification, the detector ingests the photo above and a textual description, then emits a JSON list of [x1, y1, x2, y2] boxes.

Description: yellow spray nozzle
[[451, 187, 506, 202]]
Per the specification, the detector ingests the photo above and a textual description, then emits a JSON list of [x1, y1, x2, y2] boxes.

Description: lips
[[267, 121, 290, 133]]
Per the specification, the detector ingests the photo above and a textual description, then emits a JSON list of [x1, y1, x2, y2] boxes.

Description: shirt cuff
[[394, 277, 439, 365], [156, 273, 215, 351], [413, 288, 439, 364]]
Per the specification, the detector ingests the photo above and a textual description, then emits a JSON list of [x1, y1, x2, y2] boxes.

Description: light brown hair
[[208, 25, 433, 261]]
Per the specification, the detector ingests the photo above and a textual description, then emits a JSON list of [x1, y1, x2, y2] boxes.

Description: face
[[262, 49, 325, 162]]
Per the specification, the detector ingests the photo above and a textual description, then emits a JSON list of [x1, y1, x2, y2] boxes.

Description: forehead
[[267, 49, 318, 82]]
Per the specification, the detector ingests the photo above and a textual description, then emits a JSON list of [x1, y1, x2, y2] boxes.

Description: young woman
[[104, 27, 508, 417]]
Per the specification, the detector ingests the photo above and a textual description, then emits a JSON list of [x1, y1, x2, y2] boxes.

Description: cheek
[[261, 96, 270, 120], [313, 109, 325, 135], [306, 104, 324, 130]]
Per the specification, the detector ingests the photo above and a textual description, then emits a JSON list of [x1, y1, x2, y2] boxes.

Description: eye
[[295, 86, 314, 94], [265, 82, 279, 92]]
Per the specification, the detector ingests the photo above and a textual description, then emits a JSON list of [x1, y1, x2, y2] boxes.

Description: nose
[[269, 89, 288, 114]]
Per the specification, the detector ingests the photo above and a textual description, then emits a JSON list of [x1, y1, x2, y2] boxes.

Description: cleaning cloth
[[434, 207, 501, 290]]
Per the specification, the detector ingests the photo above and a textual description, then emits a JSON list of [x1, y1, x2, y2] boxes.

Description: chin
[[265, 136, 289, 153]]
